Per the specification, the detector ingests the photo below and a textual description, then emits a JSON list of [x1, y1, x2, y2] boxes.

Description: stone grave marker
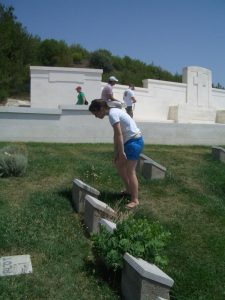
[[99, 218, 117, 234], [122, 253, 174, 300], [72, 178, 100, 213], [142, 159, 166, 180], [212, 146, 225, 163], [0, 255, 32, 276], [84, 195, 115, 234], [137, 153, 166, 180]]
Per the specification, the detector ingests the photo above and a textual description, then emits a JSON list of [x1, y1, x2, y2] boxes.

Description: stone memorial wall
[[1, 65, 225, 144]]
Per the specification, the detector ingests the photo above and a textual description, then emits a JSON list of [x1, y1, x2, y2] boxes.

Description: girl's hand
[[114, 152, 127, 165]]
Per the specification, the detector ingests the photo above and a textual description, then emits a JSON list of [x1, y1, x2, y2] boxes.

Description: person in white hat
[[101, 76, 123, 108]]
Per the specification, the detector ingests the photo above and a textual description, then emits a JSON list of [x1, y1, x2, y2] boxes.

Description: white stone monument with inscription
[[169, 66, 216, 123]]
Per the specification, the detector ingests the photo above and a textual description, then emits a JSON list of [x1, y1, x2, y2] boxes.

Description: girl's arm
[[113, 122, 126, 163]]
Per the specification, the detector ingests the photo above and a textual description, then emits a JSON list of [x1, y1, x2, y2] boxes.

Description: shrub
[[91, 216, 170, 271], [0, 145, 28, 177]]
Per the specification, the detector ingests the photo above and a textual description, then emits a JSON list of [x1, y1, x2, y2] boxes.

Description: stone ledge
[[134, 119, 175, 124], [59, 105, 89, 111], [30, 65, 103, 74], [0, 106, 61, 115]]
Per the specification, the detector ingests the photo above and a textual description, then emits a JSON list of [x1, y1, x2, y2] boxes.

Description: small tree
[[38, 39, 72, 67], [89, 49, 113, 73]]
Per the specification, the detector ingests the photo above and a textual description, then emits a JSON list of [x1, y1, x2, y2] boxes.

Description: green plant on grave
[[0, 145, 28, 177], [83, 164, 103, 182], [91, 216, 171, 271]]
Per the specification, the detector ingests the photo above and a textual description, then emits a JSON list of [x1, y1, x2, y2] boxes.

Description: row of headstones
[[72, 177, 174, 300], [141, 147, 225, 177], [212, 146, 225, 163]]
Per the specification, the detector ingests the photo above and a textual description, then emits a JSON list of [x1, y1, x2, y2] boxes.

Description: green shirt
[[76, 92, 85, 105]]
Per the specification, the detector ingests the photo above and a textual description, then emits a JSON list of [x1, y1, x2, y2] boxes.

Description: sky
[[2, 0, 225, 87]]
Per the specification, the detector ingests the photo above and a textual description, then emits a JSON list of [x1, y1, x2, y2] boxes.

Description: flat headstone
[[84, 195, 115, 234], [122, 253, 174, 300], [0, 255, 32, 276], [72, 178, 100, 213]]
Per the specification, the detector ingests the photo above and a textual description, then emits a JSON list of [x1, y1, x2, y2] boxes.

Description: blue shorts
[[124, 137, 144, 160]]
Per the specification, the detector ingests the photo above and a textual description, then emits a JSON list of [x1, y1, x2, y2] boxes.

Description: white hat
[[109, 76, 118, 82]]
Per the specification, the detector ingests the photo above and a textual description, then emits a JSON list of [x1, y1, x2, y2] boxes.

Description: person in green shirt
[[75, 86, 88, 105]]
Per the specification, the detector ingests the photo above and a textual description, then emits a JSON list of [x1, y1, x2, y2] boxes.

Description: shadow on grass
[[83, 255, 121, 297], [99, 190, 130, 209], [57, 187, 75, 210]]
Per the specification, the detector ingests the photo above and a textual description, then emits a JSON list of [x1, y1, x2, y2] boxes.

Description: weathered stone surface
[[0, 255, 32, 276], [137, 154, 166, 180], [136, 153, 150, 173], [84, 195, 115, 234], [99, 218, 117, 233], [142, 159, 166, 180], [121, 253, 174, 300], [216, 110, 225, 123], [72, 179, 100, 213], [212, 146, 225, 163]]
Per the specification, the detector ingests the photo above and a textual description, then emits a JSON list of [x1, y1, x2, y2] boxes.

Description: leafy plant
[[0, 145, 28, 177], [91, 216, 170, 271]]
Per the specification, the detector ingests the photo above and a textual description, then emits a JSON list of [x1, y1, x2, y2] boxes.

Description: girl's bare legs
[[115, 159, 139, 207], [126, 160, 139, 207], [115, 159, 130, 193]]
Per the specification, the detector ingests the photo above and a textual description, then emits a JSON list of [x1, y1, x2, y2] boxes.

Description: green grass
[[1, 142, 225, 300]]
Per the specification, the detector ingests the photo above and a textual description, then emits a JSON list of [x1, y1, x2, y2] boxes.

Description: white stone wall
[[1, 105, 225, 145], [1, 65, 225, 145], [30, 66, 103, 108], [212, 88, 225, 109], [111, 80, 187, 122], [30, 65, 225, 124]]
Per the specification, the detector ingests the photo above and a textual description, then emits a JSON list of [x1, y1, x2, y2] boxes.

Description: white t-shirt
[[101, 84, 113, 103], [108, 108, 141, 143], [123, 89, 135, 107]]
